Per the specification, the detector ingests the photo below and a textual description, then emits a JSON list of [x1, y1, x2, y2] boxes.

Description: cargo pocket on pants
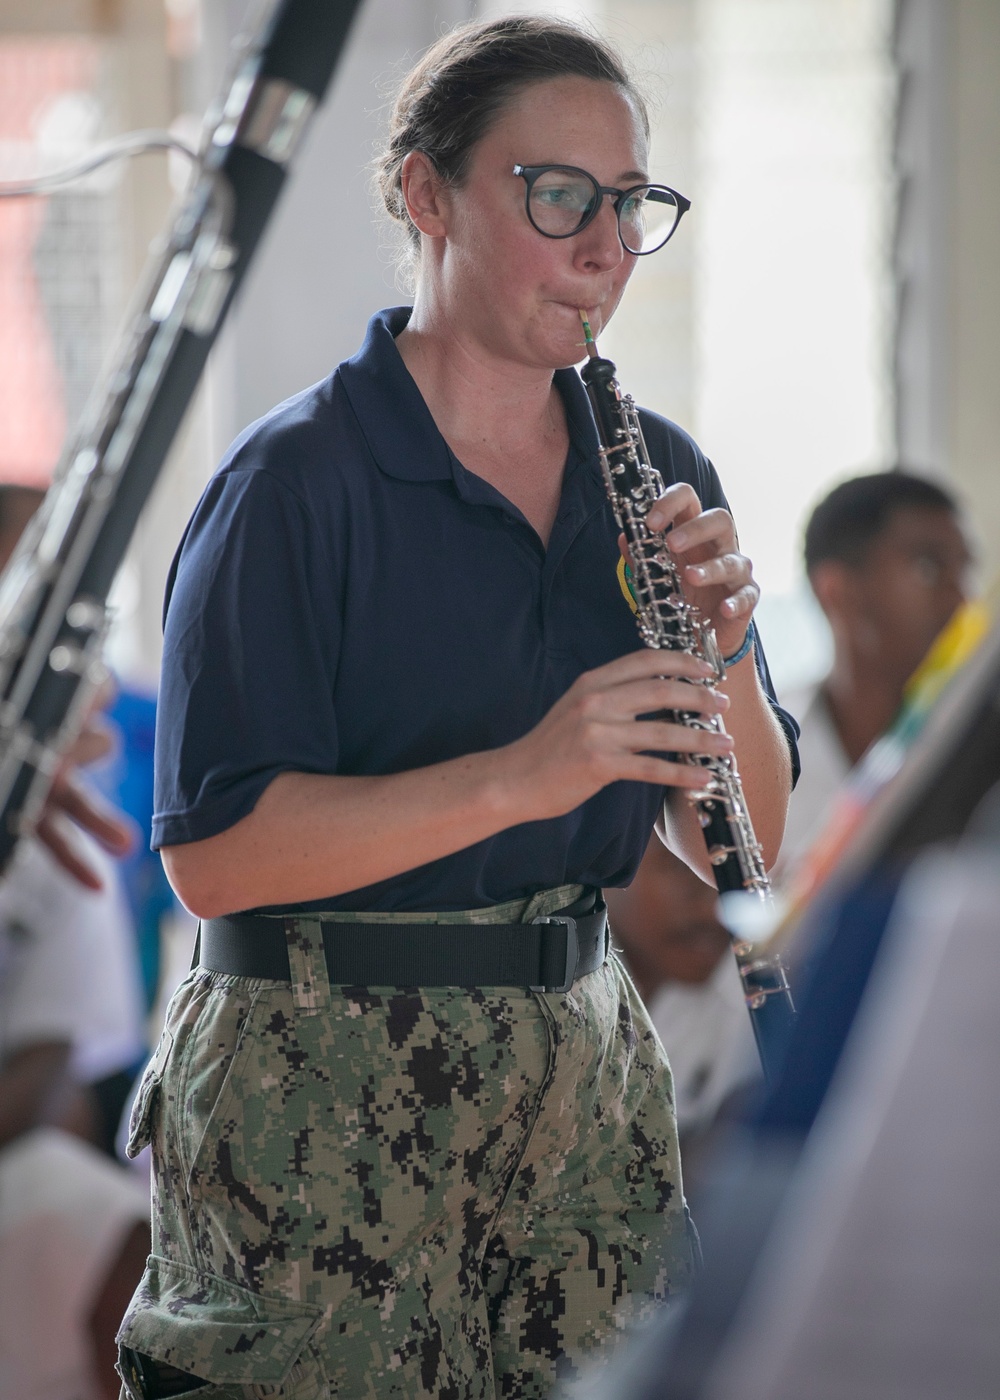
[[125, 1029, 174, 1159], [116, 1254, 326, 1399]]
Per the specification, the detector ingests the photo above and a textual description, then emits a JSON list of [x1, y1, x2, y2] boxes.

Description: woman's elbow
[[761, 829, 785, 876], [759, 777, 793, 871], [160, 842, 239, 920]]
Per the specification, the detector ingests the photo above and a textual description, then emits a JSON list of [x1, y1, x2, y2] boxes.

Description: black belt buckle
[[529, 914, 579, 994]]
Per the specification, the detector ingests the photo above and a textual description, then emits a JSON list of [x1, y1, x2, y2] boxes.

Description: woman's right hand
[[503, 647, 733, 821]]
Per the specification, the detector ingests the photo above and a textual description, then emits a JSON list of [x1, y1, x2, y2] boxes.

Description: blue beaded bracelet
[[722, 625, 755, 669]]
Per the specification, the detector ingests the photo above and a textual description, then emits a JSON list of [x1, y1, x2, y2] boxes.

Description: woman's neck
[[395, 309, 557, 449], [395, 310, 571, 547]]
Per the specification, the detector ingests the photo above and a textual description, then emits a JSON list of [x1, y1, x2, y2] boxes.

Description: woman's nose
[[573, 195, 626, 270]]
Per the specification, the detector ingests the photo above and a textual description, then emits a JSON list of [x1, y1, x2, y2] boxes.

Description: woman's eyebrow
[[617, 168, 650, 185]]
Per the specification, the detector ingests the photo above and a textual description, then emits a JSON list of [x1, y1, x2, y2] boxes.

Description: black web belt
[[198, 892, 609, 995]]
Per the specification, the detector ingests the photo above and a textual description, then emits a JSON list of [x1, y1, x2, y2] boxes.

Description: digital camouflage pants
[[118, 905, 696, 1399]]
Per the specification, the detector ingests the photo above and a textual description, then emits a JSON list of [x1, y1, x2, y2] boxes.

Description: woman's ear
[[399, 150, 449, 238]]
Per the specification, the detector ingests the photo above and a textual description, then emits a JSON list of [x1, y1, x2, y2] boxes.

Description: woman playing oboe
[[122, 17, 797, 1400]]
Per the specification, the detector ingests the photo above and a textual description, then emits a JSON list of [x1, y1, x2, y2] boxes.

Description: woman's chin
[[544, 323, 596, 370]]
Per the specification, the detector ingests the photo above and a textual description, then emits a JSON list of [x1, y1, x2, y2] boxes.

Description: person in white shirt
[[0, 484, 148, 1400], [0, 840, 152, 1400]]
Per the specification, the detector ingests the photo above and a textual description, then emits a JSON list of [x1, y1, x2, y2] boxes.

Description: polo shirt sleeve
[[152, 466, 341, 848]]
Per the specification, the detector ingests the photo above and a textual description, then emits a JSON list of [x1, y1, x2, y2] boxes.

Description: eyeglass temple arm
[[644, 187, 692, 214]]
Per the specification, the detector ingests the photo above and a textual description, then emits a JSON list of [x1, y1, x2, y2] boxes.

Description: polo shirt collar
[[339, 307, 453, 482], [338, 306, 604, 497]]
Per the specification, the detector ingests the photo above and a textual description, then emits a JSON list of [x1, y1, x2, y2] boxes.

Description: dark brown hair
[[376, 15, 647, 254]]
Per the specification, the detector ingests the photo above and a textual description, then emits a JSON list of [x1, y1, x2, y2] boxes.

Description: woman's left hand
[[631, 483, 759, 659]]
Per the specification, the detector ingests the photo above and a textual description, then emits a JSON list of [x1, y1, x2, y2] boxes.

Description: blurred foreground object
[[576, 554, 1000, 1399], [0, 834, 149, 1398], [778, 594, 989, 929], [700, 842, 1000, 1400], [0, 485, 132, 886], [0, 1128, 150, 1400]]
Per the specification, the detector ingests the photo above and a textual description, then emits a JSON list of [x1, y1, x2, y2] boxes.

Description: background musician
[[778, 470, 972, 877], [0, 485, 149, 1400]]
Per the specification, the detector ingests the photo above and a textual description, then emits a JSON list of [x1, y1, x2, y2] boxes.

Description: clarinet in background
[[578, 313, 795, 1080], [0, 0, 363, 872]]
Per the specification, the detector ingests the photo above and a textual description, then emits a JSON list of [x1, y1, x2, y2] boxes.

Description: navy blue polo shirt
[[153, 306, 798, 913]]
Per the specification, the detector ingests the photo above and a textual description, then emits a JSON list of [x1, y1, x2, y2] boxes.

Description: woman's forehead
[[478, 75, 648, 170]]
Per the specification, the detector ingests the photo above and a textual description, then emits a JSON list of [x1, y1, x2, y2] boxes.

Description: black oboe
[[578, 312, 795, 1080]]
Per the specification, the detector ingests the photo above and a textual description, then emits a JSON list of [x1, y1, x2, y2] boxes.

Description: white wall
[[894, 0, 1000, 584]]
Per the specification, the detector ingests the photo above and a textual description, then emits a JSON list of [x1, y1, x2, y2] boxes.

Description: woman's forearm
[[161, 748, 528, 918], [720, 646, 792, 864]]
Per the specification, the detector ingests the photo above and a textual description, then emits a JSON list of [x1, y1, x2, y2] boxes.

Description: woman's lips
[[553, 300, 600, 320]]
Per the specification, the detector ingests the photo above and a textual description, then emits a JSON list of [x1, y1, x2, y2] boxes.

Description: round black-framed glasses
[[513, 164, 691, 255]]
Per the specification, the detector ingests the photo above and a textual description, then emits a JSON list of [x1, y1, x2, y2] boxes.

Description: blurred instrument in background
[[0, 0, 364, 869]]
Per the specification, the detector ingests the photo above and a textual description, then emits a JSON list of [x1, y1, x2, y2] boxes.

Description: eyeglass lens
[[526, 168, 681, 254]]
